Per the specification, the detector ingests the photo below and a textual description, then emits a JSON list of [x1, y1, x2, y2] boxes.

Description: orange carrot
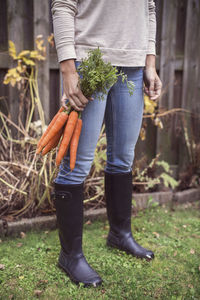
[[36, 111, 68, 154], [56, 111, 78, 166], [70, 118, 82, 170], [37, 106, 64, 149], [42, 128, 63, 156]]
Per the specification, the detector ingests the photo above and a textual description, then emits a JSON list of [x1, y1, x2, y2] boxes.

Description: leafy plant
[[0, 36, 57, 218], [133, 154, 179, 192], [78, 48, 134, 100]]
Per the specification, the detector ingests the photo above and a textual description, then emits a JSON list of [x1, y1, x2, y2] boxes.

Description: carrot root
[[70, 118, 82, 171], [56, 111, 78, 166]]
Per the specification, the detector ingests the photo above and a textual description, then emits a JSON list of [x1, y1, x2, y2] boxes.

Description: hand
[[60, 59, 90, 111], [143, 55, 162, 100]]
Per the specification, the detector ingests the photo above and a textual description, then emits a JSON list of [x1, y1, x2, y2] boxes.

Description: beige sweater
[[51, 0, 156, 67]]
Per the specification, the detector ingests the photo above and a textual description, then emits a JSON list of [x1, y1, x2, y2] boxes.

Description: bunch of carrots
[[36, 107, 82, 170], [36, 49, 135, 171]]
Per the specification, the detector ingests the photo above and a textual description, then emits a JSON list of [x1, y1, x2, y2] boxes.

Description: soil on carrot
[[0, 202, 200, 300]]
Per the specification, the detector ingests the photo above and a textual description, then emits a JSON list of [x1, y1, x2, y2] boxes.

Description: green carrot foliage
[[78, 48, 134, 100]]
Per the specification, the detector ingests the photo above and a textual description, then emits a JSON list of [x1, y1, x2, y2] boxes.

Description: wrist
[[145, 54, 156, 69], [60, 59, 76, 75]]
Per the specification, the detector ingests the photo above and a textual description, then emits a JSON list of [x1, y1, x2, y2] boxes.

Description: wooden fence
[[0, 0, 200, 178]]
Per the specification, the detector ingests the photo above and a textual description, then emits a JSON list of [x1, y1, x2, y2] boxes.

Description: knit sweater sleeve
[[147, 0, 156, 55], [51, 0, 78, 62]]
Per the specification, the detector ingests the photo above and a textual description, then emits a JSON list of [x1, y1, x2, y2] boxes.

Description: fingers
[[68, 90, 87, 111], [77, 90, 89, 105], [68, 97, 84, 111], [144, 77, 162, 100], [154, 77, 162, 98], [149, 79, 155, 99]]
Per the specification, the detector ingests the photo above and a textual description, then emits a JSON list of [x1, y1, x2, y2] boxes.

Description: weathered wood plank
[[179, 0, 200, 172], [33, 0, 50, 123], [156, 0, 178, 166], [0, 0, 8, 51], [176, 0, 187, 55], [50, 70, 60, 119], [7, 0, 25, 127]]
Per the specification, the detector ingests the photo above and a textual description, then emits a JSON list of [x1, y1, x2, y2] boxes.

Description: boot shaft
[[54, 183, 84, 256], [105, 171, 133, 233]]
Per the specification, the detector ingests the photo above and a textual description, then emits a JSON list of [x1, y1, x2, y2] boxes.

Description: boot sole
[[107, 241, 154, 261], [57, 262, 103, 288]]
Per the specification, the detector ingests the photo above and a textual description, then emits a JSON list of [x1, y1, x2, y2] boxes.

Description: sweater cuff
[[147, 40, 156, 56], [56, 44, 77, 63]]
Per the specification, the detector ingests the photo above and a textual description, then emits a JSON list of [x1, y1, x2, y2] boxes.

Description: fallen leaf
[[16, 243, 23, 248], [20, 232, 26, 239], [188, 284, 194, 289], [8, 295, 14, 300], [191, 234, 200, 239], [153, 232, 160, 238], [103, 225, 109, 230], [44, 231, 49, 234], [34, 290, 43, 297], [174, 226, 179, 232], [15, 264, 22, 268], [85, 220, 91, 225], [101, 235, 107, 239], [38, 279, 48, 285], [0, 264, 5, 270], [190, 249, 195, 254], [183, 224, 187, 228]]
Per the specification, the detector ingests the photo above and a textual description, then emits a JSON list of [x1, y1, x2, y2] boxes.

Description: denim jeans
[[55, 65, 144, 185]]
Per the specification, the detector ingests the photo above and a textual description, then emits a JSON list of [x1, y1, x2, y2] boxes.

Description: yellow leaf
[[154, 117, 163, 129], [144, 95, 157, 115], [18, 50, 30, 58], [8, 40, 17, 59], [30, 50, 39, 58], [30, 50, 45, 61], [140, 127, 146, 141], [48, 33, 54, 47], [10, 78, 17, 87], [3, 76, 11, 85], [36, 39, 44, 51], [22, 57, 35, 66], [6, 67, 18, 78]]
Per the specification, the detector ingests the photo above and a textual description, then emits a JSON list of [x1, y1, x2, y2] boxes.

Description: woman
[[51, 0, 162, 287]]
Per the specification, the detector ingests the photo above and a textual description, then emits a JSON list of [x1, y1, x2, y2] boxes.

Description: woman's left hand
[[143, 55, 162, 100]]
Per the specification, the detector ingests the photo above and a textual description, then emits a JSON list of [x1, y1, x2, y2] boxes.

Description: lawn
[[0, 202, 200, 300]]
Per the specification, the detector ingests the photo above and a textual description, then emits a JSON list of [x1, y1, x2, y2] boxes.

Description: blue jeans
[[55, 65, 144, 185]]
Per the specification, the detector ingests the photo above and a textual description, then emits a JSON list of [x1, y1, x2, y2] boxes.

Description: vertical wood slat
[[7, 0, 25, 126], [179, 0, 200, 171], [0, 0, 8, 51], [33, 0, 50, 123], [156, 0, 178, 166]]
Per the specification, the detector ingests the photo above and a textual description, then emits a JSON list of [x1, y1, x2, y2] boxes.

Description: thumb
[[61, 93, 69, 110]]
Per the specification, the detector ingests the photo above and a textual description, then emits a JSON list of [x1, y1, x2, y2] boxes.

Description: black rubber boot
[[105, 171, 154, 260], [54, 183, 102, 287]]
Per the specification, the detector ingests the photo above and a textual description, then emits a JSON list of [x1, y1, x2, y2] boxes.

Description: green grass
[[0, 202, 200, 300]]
